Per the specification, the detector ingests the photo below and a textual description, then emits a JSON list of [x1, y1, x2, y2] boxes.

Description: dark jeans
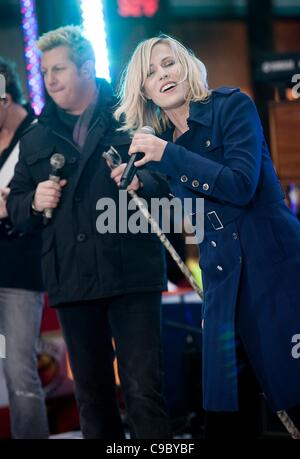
[[58, 292, 171, 439]]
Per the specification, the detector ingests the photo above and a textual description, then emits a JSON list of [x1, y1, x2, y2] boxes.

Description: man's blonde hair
[[114, 34, 211, 134], [36, 25, 95, 69]]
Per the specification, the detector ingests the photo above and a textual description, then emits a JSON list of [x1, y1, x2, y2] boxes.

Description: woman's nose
[[159, 72, 168, 81]]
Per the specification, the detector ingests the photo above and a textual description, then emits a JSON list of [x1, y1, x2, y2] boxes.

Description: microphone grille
[[140, 126, 155, 135], [50, 153, 65, 170]]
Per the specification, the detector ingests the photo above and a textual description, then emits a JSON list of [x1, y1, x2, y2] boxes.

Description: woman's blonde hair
[[114, 34, 210, 134]]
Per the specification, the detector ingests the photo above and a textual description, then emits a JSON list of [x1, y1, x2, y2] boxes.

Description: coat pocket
[[25, 147, 54, 166]]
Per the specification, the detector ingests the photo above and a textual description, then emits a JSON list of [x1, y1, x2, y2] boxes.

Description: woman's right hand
[[128, 133, 167, 167]]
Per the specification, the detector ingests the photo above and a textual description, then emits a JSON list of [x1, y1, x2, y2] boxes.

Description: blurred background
[[0, 0, 300, 439]]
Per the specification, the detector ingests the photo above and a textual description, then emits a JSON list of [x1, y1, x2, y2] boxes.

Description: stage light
[[19, 0, 45, 115], [80, 0, 111, 82]]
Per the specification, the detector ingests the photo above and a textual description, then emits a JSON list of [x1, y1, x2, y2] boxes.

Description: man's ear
[[81, 60, 95, 79]]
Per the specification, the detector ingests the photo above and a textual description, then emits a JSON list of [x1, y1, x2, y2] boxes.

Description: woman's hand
[[128, 133, 167, 167], [110, 163, 141, 191]]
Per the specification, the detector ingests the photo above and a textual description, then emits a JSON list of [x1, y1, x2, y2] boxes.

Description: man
[[7, 26, 171, 439], [0, 58, 49, 438]]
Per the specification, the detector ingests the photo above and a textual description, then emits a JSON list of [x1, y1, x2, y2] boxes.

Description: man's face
[[41, 46, 89, 115]]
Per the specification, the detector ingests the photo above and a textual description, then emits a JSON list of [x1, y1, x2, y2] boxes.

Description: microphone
[[119, 126, 155, 190], [44, 153, 65, 219]]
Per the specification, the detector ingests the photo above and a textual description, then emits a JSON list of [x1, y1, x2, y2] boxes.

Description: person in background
[[7, 27, 171, 439], [0, 57, 49, 438], [113, 34, 300, 438]]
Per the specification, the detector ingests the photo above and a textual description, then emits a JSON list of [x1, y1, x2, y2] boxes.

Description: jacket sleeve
[[136, 169, 171, 200], [7, 140, 43, 233], [155, 92, 263, 206]]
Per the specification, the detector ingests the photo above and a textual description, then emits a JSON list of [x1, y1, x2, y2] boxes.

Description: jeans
[[58, 292, 171, 439], [0, 288, 49, 439]]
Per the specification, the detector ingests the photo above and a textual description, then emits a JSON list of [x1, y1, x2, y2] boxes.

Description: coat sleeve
[[136, 169, 171, 199], [7, 139, 43, 233], [155, 92, 263, 206]]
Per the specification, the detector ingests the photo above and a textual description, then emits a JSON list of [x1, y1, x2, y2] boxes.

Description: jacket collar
[[188, 86, 240, 127], [188, 98, 213, 126]]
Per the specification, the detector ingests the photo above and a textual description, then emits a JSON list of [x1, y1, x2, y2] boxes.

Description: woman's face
[[143, 42, 189, 112]]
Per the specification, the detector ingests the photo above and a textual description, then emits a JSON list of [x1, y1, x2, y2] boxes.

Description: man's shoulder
[[18, 119, 55, 166], [20, 119, 49, 145]]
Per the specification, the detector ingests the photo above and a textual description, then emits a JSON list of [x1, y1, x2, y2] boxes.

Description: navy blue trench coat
[[154, 87, 300, 412]]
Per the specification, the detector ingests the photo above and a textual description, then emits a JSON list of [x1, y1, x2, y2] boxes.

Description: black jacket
[[0, 106, 43, 291], [7, 80, 167, 306]]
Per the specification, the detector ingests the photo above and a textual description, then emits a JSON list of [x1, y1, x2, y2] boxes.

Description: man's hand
[[110, 163, 141, 191], [32, 179, 67, 212], [0, 187, 10, 219], [128, 133, 167, 167]]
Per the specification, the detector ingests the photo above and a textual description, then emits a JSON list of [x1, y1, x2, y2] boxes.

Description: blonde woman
[[114, 35, 300, 438]]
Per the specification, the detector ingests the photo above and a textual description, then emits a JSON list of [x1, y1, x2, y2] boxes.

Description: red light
[[118, 0, 159, 17]]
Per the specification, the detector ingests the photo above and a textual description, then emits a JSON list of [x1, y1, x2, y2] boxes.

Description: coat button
[[69, 157, 77, 164], [74, 195, 82, 202], [77, 233, 86, 242], [232, 232, 238, 240], [210, 240, 217, 247], [192, 179, 200, 188], [205, 140, 211, 147], [217, 265, 223, 271], [203, 183, 210, 191], [180, 175, 188, 183]]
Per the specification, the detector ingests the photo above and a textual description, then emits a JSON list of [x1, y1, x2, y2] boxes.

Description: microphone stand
[[127, 188, 203, 300], [103, 146, 203, 300]]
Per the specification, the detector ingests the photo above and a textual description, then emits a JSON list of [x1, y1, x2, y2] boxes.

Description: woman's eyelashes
[[147, 60, 176, 78]]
